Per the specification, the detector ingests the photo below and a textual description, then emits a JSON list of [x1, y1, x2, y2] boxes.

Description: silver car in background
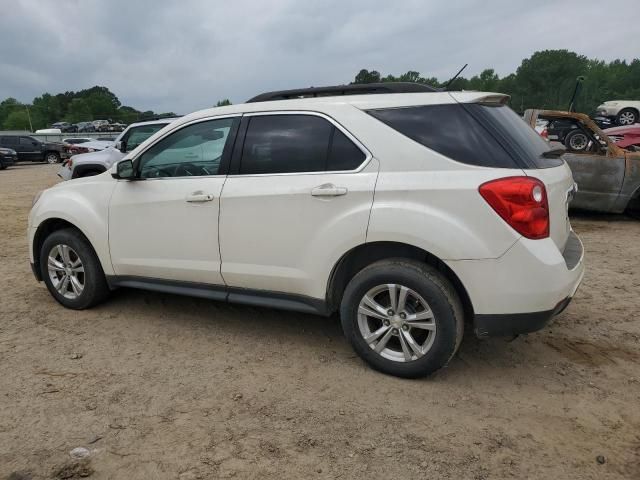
[[58, 118, 177, 180]]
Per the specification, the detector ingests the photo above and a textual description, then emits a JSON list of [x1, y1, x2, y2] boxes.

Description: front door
[[108, 116, 238, 284], [219, 113, 378, 300]]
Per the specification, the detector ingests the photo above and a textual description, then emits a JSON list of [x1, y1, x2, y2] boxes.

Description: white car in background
[[58, 118, 176, 180], [30, 84, 584, 378], [597, 100, 640, 125]]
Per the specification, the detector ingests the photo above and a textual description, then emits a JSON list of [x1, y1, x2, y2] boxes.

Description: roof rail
[[246, 82, 437, 103]]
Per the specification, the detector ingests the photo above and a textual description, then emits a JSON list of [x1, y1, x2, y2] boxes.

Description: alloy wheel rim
[[357, 284, 436, 363], [46, 154, 58, 164], [47, 244, 85, 299], [569, 133, 587, 150], [619, 112, 635, 125]]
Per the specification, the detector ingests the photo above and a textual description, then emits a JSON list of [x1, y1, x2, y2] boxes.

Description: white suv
[[28, 84, 584, 378]]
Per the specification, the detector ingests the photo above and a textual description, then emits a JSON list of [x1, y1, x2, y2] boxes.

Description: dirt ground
[[0, 163, 639, 479]]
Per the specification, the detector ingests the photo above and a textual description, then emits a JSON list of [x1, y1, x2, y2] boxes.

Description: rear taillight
[[479, 176, 549, 239]]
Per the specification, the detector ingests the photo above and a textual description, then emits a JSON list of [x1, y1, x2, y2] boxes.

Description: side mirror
[[115, 140, 127, 153], [112, 159, 135, 180]]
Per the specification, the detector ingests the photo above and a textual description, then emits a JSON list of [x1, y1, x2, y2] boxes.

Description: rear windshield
[[368, 103, 562, 169]]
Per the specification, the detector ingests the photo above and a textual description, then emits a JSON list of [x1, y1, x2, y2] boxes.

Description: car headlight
[[32, 190, 43, 207]]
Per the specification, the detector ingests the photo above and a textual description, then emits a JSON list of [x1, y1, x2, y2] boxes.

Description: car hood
[[81, 140, 115, 150], [70, 147, 124, 168]]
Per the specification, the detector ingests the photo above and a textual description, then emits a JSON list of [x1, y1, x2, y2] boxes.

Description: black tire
[[39, 228, 110, 309], [616, 108, 638, 126], [340, 259, 464, 378], [45, 152, 60, 164], [564, 130, 589, 152]]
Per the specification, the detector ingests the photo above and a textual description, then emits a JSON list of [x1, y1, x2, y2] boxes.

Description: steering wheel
[[174, 162, 205, 177]]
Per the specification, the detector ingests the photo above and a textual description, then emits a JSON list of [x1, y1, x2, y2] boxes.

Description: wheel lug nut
[[399, 313, 406, 319], [402, 324, 409, 331], [383, 320, 390, 326], [387, 310, 394, 316], [392, 328, 398, 334]]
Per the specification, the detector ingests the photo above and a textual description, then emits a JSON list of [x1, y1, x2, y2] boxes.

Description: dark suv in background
[[0, 147, 17, 169], [0, 136, 68, 164], [51, 122, 77, 133]]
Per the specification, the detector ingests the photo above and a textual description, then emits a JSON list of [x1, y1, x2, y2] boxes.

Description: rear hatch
[[451, 94, 573, 251]]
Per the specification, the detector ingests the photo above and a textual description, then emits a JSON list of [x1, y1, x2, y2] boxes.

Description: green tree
[[353, 69, 381, 84], [215, 99, 232, 107], [0, 98, 22, 127], [64, 98, 92, 123], [3, 110, 31, 130]]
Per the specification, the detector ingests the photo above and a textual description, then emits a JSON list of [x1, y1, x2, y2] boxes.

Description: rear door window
[[239, 114, 366, 175], [240, 115, 331, 174], [327, 128, 366, 171]]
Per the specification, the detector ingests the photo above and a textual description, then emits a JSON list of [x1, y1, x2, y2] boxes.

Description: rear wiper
[[542, 148, 566, 158]]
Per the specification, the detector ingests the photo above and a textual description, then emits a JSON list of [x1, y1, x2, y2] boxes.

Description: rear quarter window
[[368, 104, 562, 169]]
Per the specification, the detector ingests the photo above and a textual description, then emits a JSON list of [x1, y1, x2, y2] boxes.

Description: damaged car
[[525, 109, 640, 214]]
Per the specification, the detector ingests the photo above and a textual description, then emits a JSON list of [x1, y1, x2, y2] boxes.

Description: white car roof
[[171, 91, 508, 128]]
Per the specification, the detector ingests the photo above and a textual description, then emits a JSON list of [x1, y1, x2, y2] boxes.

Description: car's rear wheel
[[616, 108, 638, 126], [340, 259, 463, 378], [45, 152, 60, 164], [39, 228, 109, 309], [565, 130, 589, 151]]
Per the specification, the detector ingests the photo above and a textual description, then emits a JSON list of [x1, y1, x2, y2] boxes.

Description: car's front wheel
[[340, 259, 464, 378], [616, 108, 638, 126], [39, 228, 110, 309]]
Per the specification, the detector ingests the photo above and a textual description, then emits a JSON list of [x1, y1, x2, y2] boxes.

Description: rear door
[[218, 112, 378, 299]]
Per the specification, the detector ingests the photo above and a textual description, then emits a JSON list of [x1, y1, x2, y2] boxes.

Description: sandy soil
[[1, 163, 639, 479]]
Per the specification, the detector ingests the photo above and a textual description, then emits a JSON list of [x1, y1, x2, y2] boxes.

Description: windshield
[[121, 124, 166, 152]]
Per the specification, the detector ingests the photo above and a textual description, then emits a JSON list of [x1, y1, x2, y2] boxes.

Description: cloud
[[1, 0, 638, 114]]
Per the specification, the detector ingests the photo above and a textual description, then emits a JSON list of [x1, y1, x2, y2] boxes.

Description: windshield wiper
[[542, 148, 566, 158]]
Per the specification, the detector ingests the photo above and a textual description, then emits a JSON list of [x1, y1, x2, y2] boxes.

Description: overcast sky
[[0, 0, 638, 114]]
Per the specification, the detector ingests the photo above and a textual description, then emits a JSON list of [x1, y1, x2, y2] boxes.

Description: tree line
[[0, 86, 178, 131], [353, 50, 640, 114], [2, 50, 638, 131]]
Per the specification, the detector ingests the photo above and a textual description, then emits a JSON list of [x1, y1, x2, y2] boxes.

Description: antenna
[[443, 64, 468, 91], [568, 76, 585, 112]]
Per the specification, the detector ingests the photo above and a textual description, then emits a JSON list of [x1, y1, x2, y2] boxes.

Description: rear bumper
[[446, 231, 584, 337], [474, 295, 573, 337]]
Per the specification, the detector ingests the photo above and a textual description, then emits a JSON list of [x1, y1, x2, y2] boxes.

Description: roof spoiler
[[473, 94, 510, 105]]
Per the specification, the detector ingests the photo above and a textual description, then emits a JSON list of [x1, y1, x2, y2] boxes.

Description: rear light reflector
[[479, 176, 550, 239]]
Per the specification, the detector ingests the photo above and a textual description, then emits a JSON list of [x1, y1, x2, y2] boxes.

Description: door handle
[[186, 191, 214, 203], [311, 183, 348, 197]]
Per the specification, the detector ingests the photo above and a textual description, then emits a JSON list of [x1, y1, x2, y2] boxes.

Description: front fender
[[29, 177, 116, 275]]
